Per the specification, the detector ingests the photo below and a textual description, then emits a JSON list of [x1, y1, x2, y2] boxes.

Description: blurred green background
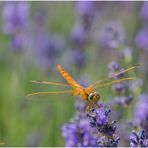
[[0, 1, 147, 146]]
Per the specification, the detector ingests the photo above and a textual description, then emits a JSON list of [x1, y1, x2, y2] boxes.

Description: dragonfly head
[[88, 92, 100, 104]]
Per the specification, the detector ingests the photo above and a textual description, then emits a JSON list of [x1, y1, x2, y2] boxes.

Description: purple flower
[[87, 106, 117, 137], [69, 1, 97, 70], [10, 33, 27, 53], [76, 1, 95, 30], [62, 99, 98, 147], [71, 24, 88, 47], [134, 94, 148, 134], [35, 34, 65, 71], [108, 62, 125, 79], [130, 130, 148, 147], [68, 49, 87, 69], [108, 61, 120, 71], [135, 27, 148, 50], [98, 22, 125, 49], [107, 61, 135, 126], [2, 1, 30, 52], [62, 99, 119, 147], [98, 135, 120, 147], [76, 1, 95, 17], [114, 96, 133, 106], [112, 83, 127, 94], [87, 105, 120, 147], [88, 106, 110, 127], [140, 1, 148, 21], [2, 1, 30, 34], [62, 118, 98, 147], [62, 99, 95, 146]]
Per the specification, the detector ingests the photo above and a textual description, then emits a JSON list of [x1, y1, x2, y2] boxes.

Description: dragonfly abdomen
[[57, 64, 82, 88]]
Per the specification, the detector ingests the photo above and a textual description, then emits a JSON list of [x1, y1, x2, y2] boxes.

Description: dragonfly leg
[[85, 102, 93, 112]]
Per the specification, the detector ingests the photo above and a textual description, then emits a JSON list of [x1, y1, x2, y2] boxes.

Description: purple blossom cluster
[[31, 10, 66, 73], [134, 94, 148, 136], [62, 98, 120, 147], [62, 99, 98, 147], [62, 118, 98, 147], [108, 61, 134, 107], [136, 28, 148, 51], [98, 21, 125, 50], [34, 33, 65, 72], [2, 1, 30, 52], [87, 107, 120, 147], [135, 2, 148, 51], [130, 130, 148, 147], [140, 1, 148, 21], [68, 1, 97, 70]]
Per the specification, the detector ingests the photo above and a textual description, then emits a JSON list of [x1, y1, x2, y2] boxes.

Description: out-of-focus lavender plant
[[135, 27, 148, 51], [34, 33, 65, 73], [134, 94, 148, 137], [31, 10, 65, 73], [135, 1, 148, 90], [2, 1, 30, 53], [140, 1, 148, 22], [108, 61, 134, 107], [106, 54, 144, 147], [67, 1, 97, 71], [135, 1, 148, 55], [97, 22, 125, 50], [106, 58, 142, 147]]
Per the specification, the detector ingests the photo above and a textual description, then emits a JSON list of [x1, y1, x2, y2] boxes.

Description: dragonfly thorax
[[88, 92, 100, 104]]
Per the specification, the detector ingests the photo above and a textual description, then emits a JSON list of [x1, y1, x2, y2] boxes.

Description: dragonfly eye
[[88, 92, 100, 103], [88, 93, 94, 102]]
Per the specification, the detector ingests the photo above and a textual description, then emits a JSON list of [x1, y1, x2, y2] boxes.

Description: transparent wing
[[89, 66, 137, 88], [26, 90, 73, 98], [31, 80, 71, 87], [93, 77, 136, 89]]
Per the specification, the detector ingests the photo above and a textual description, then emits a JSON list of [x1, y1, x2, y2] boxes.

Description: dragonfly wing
[[93, 77, 136, 89], [89, 66, 137, 88], [26, 90, 73, 98], [31, 80, 71, 87]]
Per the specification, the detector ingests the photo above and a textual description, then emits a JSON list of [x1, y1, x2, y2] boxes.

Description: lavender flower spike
[[62, 99, 98, 147], [87, 104, 120, 147], [130, 130, 148, 147]]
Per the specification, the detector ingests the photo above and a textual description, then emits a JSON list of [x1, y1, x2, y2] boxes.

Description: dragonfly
[[27, 64, 136, 112]]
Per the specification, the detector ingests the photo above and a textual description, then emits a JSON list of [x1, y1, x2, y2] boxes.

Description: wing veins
[[26, 90, 73, 97], [90, 66, 136, 88], [31, 80, 71, 87], [93, 77, 136, 89]]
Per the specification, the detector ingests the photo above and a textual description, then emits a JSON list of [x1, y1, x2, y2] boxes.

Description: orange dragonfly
[[27, 64, 136, 112]]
